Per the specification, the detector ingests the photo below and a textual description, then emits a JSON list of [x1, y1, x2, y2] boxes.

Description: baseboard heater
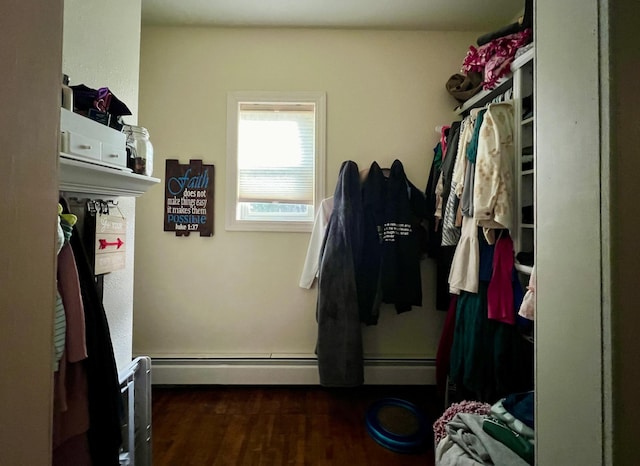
[[150, 356, 436, 386]]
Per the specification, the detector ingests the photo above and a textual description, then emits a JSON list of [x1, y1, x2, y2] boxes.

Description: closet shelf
[[515, 263, 533, 275], [522, 169, 534, 176], [522, 116, 535, 126], [59, 155, 160, 198], [454, 77, 512, 115], [511, 47, 535, 72]]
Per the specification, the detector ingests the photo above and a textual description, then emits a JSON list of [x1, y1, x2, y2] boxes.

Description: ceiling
[[142, 0, 523, 31]]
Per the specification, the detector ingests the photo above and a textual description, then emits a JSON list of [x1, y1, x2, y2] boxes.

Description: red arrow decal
[[99, 238, 124, 250]]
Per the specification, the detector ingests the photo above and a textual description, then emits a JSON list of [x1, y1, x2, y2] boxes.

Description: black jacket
[[379, 160, 425, 313]]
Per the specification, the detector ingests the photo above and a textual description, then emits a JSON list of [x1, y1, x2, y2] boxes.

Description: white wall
[[62, 0, 142, 372], [133, 27, 478, 366], [0, 2, 63, 464]]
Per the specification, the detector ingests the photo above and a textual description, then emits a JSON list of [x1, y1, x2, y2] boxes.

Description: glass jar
[[122, 125, 154, 177]]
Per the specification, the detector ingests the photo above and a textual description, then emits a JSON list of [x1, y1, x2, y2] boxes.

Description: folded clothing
[[490, 398, 534, 440], [483, 417, 535, 464], [502, 391, 535, 429]]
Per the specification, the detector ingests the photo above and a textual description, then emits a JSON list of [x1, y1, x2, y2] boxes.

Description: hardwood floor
[[152, 385, 442, 466]]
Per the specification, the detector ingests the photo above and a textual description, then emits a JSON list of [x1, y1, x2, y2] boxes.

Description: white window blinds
[[237, 103, 316, 205]]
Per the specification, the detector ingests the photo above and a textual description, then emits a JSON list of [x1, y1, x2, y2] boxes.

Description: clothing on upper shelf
[[462, 28, 533, 90]]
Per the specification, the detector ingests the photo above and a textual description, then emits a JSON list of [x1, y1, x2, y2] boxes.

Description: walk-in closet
[[3, 0, 634, 464]]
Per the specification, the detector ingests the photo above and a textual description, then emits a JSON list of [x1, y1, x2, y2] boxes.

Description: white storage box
[[60, 107, 128, 170]]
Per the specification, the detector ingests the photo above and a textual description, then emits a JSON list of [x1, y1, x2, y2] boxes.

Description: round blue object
[[365, 398, 430, 454]]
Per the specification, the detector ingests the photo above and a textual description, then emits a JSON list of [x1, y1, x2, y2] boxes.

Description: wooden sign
[[94, 214, 127, 275], [164, 159, 215, 237]]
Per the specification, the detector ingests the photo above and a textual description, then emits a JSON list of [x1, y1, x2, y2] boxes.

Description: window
[[226, 91, 326, 232]]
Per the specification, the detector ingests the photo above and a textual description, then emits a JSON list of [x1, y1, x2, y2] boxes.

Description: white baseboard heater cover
[[150, 357, 436, 386]]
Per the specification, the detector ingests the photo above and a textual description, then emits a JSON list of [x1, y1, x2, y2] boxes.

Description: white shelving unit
[[511, 48, 535, 276], [58, 108, 160, 198]]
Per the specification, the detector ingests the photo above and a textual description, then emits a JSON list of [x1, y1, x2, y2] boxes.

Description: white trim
[[59, 156, 160, 198], [150, 357, 435, 386], [225, 91, 326, 233]]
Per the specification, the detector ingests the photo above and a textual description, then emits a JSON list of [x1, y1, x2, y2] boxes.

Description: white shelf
[[522, 116, 534, 126], [59, 155, 160, 198], [515, 263, 533, 275], [454, 76, 513, 115], [511, 47, 534, 72], [521, 223, 535, 229], [522, 169, 534, 176]]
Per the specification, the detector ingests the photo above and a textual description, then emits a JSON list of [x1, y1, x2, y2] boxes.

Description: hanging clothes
[[379, 159, 425, 313], [53, 216, 91, 466], [447, 109, 487, 295], [487, 233, 516, 324], [431, 121, 462, 311], [518, 266, 536, 321], [64, 200, 123, 466], [316, 161, 364, 387], [448, 228, 533, 402], [474, 102, 516, 243], [299, 196, 334, 289], [358, 161, 386, 325], [424, 142, 444, 259]]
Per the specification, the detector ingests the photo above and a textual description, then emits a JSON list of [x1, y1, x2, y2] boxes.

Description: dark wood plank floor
[[152, 385, 442, 466]]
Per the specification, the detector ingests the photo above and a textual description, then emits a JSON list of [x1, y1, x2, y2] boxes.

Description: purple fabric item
[[487, 234, 515, 324]]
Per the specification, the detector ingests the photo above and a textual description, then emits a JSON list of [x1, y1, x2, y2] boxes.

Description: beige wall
[[0, 2, 63, 464], [535, 0, 608, 463], [134, 27, 478, 361], [62, 0, 142, 372]]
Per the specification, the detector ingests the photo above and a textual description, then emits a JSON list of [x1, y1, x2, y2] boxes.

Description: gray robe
[[316, 160, 364, 387]]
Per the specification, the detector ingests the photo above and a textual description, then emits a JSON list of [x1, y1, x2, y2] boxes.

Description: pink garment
[[487, 234, 515, 324], [53, 243, 91, 455], [462, 29, 533, 90], [52, 361, 90, 448], [57, 244, 88, 362], [440, 125, 451, 158], [518, 265, 536, 320]]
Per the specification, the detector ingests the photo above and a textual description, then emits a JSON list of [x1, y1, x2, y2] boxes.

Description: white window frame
[[225, 91, 326, 232]]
